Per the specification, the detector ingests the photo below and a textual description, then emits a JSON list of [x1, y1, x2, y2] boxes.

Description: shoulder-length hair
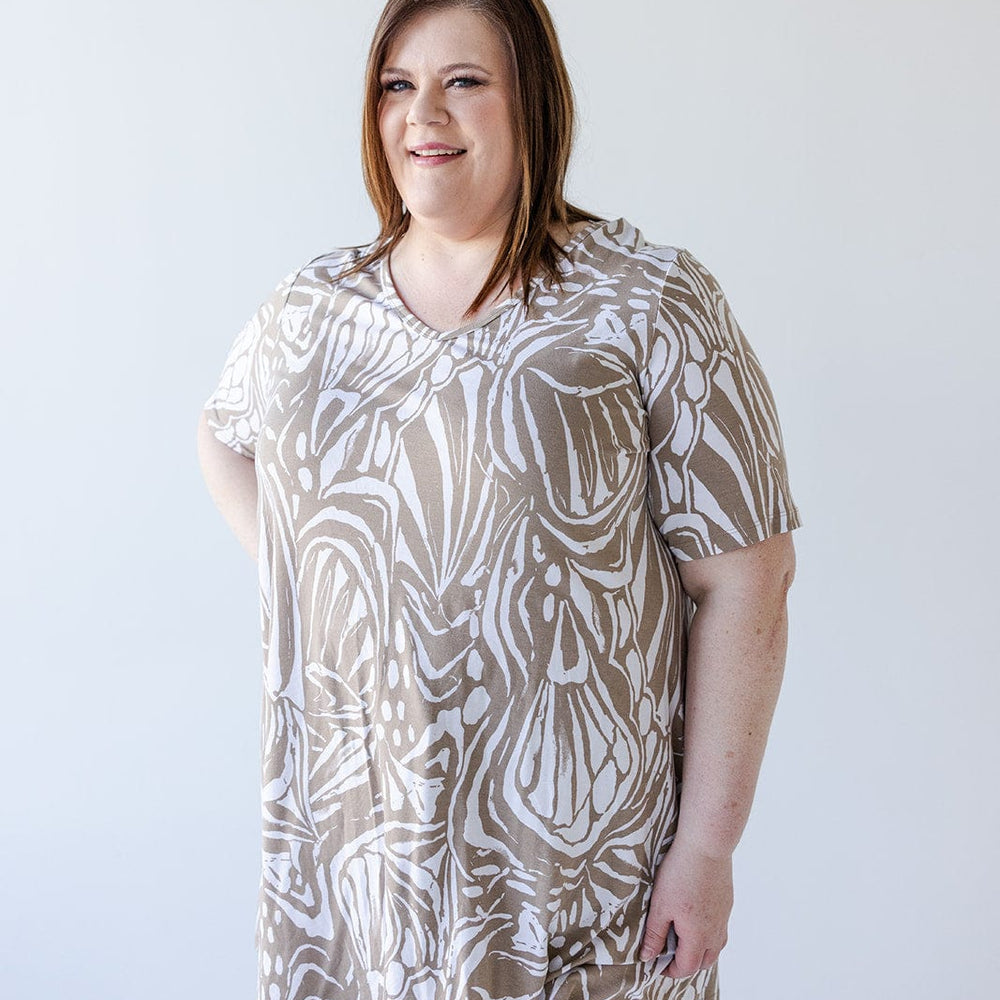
[[341, 0, 601, 319]]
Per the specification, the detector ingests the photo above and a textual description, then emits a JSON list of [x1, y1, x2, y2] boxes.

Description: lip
[[409, 142, 465, 153], [407, 142, 467, 166]]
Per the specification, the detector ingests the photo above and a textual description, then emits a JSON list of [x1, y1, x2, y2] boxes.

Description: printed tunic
[[203, 217, 801, 1000]]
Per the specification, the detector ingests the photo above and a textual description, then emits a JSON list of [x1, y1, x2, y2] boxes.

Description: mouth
[[408, 145, 467, 160]]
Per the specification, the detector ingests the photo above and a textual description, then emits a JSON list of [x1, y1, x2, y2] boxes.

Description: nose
[[406, 86, 450, 127]]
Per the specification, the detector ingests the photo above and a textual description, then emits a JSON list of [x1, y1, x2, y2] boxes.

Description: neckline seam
[[376, 217, 610, 340]]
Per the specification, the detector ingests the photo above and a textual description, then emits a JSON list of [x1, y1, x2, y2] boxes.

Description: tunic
[[203, 217, 801, 1000]]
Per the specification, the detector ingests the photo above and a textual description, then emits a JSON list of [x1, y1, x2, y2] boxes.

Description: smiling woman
[[349, 0, 601, 328], [196, 1, 801, 999], [374, 7, 523, 325]]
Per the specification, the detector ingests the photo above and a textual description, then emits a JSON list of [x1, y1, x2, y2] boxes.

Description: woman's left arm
[[639, 531, 797, 975]]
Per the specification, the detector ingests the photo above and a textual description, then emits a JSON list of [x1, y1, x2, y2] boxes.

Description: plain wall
[[2, 1, 997, 997]]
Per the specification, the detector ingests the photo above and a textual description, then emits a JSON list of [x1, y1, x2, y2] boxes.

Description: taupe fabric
[[204, 217, 800, 1000]]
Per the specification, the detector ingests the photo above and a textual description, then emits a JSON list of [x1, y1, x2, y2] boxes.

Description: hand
[[638, 837, 734, 978]]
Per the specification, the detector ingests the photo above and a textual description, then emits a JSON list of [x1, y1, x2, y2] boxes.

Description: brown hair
[[341, 0, 601, 318]]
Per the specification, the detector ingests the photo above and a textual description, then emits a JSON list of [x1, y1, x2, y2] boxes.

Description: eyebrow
[[380, 62, 493, 77]]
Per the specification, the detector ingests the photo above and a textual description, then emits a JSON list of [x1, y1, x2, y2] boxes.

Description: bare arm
[[196, 409, 259, 561], [639, 531, 796, 975]]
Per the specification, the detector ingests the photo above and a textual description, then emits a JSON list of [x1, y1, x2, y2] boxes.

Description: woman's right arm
[[196, 409, 259, 561]]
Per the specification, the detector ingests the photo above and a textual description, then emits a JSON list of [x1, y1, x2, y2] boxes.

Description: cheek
[[490, 114, 519, 178], [377, 104, 400, 153], [493, 107, 518, 162], [475, 102, 517, 158]]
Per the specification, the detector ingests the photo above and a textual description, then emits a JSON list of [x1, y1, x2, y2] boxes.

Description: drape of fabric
[[204, 217, 800, 1000]]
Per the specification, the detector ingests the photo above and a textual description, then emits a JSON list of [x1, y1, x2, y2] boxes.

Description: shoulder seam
[[295, 244, 370, 285]]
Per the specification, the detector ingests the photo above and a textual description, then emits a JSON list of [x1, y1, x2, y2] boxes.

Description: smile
[[410, 149, 466, 158]]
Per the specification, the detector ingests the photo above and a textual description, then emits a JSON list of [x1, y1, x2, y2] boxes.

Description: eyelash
[[381, 76, 484, 93]]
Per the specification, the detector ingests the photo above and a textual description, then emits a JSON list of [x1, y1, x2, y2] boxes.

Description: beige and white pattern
[[204, 217, 800, 1000]]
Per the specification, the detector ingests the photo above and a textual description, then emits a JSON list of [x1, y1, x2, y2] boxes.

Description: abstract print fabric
[[203, 218, 801, 1000]]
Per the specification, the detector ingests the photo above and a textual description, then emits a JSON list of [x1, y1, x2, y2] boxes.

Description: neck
[[393, 212, 519, 300], [401, 210, 509, 261]]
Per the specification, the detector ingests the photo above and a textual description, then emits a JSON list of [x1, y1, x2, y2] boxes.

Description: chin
[[402, 194, 517, 236]]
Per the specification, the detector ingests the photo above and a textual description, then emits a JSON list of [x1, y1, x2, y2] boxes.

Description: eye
[[446, 76, 484, 89], [380, 78, 412, 93]]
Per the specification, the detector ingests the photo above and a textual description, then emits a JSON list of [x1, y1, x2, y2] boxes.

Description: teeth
[[412, 149, 464, 156]]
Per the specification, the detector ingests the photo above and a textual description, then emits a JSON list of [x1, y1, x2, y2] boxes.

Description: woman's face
[[378, 7, 520, 240]]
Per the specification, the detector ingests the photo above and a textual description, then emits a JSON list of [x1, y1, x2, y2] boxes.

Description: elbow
[[748, 532, 796, 605], [778, 540, 796, 596], [766, 534, 796, 605], [781, 533, 795, 594]]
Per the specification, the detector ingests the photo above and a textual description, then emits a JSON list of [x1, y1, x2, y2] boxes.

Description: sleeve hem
[[670, 506, 803, 563], [202, 402, 256, 461]]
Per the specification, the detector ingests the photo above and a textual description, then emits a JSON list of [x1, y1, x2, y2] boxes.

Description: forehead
[[383, 7, 510, 72]]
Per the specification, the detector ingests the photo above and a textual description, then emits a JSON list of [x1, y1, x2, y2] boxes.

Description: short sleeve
[[640, 249, 802, 562], [202, 269, 300, 460]]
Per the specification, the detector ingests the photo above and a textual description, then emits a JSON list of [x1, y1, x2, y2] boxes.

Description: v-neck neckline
[[376, 219, 605, 341]]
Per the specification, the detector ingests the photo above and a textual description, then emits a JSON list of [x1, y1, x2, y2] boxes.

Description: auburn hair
[[341, 0, 601, 319]]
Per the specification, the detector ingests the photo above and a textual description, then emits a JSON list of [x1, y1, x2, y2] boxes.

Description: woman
[[197, 1, 800, 998]]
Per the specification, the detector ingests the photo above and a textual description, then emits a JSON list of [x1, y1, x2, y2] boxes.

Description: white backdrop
[[2, 1, 997, 998]]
